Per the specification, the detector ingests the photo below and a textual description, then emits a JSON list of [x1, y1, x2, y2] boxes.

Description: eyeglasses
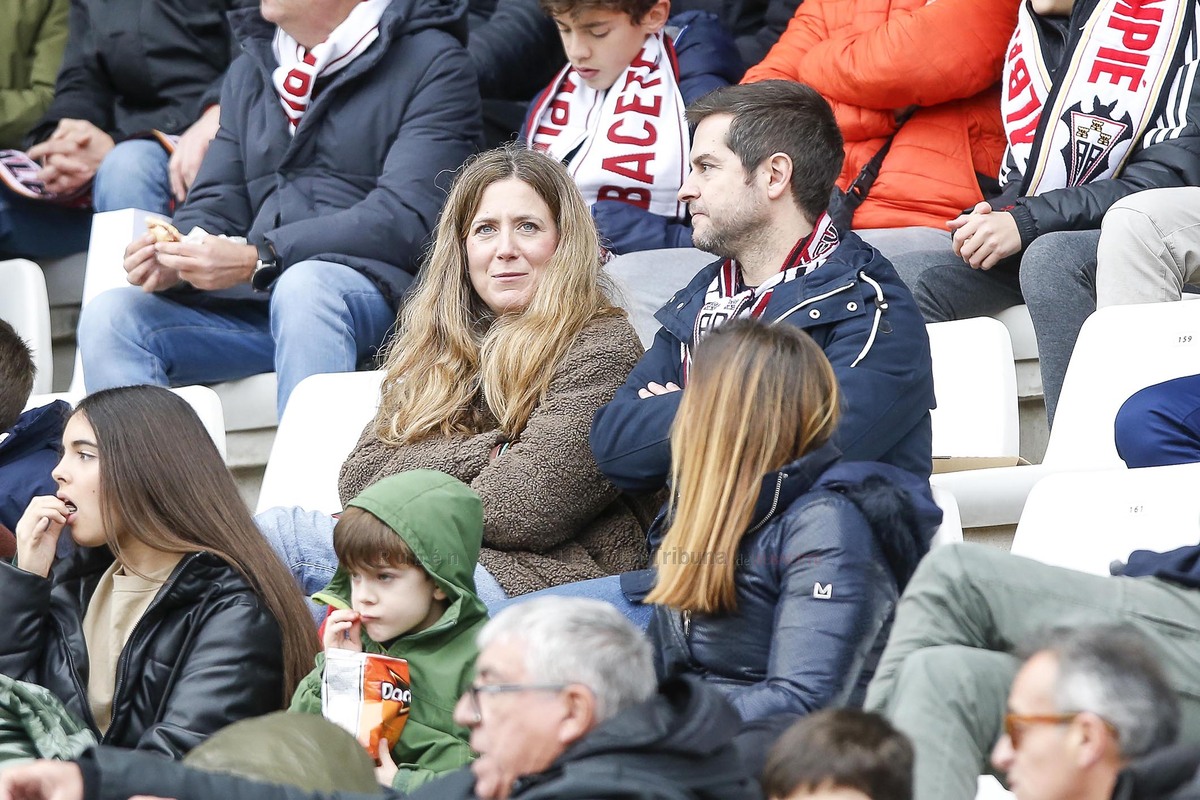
[[1003, 713, 1119, 749], [462, 683, 570, 724]]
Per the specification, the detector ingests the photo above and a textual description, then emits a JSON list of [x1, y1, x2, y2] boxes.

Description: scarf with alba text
[[525, 32, 688, 218], [271, 0, 390, 135], [1000, 0, 1192, 193], [680, 213, 842, 381]]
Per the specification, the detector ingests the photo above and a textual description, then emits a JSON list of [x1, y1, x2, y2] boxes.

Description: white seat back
[[255, 370, 386, 514], [927, 317, 1019, 458], [929, 484, 964, 548], [1044, 301, 1200, 467], [1009, 462, 1200, 574], [0, 259, 54, 394], [23, 384, 227, 461]]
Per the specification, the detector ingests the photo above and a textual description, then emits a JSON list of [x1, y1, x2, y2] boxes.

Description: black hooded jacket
[[78, 676, 762, 800], [649, 443, 942, 722], [0, 548, 285, 758]]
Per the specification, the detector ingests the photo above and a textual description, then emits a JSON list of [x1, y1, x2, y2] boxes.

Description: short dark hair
[[539, 0, 658, 24], [333, 506, 422, 574], [0, 319, 35, 432], [686, 81, 844, 223], [761, 709, 914, 800]]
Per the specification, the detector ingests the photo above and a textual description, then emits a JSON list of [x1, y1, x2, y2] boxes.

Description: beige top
[[81, 558, 180, 734]]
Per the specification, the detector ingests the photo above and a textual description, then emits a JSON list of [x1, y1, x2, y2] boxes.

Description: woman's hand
[[323, 609, 363, 652], [375, 739, 399, 786], [15, 496, 69, 578]]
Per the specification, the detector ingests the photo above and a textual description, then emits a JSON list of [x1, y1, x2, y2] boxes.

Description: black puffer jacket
[[79, 675, 763, 800], [649, 443, 942, 723], [0, 548, 285, 758], [27, 0, 252, 145]]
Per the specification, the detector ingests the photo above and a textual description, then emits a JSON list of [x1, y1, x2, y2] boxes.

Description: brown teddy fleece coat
[[337, 313, 659, 597]]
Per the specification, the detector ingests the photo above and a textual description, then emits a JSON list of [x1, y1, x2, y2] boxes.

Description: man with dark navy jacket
[[590, 80, 936, 487], [75, 0, 481, 418]]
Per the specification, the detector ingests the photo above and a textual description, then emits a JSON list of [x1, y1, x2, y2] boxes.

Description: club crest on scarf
[[1002, 0, 1191, 195], [682, 214, 841, 381], [525, 32, 689, 218]]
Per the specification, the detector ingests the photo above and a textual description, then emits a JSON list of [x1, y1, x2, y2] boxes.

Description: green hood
[[314, 469, 488, 632], [296, 471, 486, 792]]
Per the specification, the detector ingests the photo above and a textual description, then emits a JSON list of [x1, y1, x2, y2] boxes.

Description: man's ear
[[764, 152, 793, 201], [640, 0, 670, 33], [1072, 712, 1119, 767], [556, 685, 598, 746]]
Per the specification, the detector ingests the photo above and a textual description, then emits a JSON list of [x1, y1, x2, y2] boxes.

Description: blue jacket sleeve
[[589, 325, 685, 492], [727, 494, 896, 721]]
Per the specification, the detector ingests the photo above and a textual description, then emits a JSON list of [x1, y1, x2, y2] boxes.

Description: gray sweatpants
[[865, 543, 1200, 800]]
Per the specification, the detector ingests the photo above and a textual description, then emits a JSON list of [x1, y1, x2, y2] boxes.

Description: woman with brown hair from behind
[[1, 384, 318, 760], [645, 318, 942, 731]]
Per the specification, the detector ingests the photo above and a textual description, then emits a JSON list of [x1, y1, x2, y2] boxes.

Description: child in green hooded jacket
[[290, 470, 488, 792]]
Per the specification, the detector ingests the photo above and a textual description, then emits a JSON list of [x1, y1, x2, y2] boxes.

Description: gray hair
[[479, 596, 657, 722], [1022, 624, 1180, 758]]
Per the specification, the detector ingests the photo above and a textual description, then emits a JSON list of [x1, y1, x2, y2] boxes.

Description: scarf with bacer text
[[271, 0, 391, 135], [525, 31, 688, 218], [680, 213, 842, 381], [1000, 0, 1192, 193]]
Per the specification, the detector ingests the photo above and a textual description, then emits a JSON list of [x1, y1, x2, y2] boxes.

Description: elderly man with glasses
[[0, 597, 761, 800]]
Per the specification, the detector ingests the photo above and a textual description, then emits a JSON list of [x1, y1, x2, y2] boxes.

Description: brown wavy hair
[[373, 145, 621, 445], [75, 386, 319, 703], [644, 319, 840, 614]]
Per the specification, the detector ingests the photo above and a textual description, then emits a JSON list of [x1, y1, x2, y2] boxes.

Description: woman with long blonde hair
[[259, 145, 658, 615], [644, 318, 941, 722]]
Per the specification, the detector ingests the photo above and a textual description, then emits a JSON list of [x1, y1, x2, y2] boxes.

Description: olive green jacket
[[0, 0, 68, 148]]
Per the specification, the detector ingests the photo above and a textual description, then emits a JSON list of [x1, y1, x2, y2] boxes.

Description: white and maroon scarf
[[525, 32, 688, 218], [271, 0, 391, 134], [1001, 0, 1190, 193], [680, 213, 842, 381]]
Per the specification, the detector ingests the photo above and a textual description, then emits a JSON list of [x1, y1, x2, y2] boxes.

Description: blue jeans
[[92, 139, 173, 214], [255, 506, 510, 625], [0, 139, 171, 260], [497, 575, 653, 630], [76, 260, 395, 417]]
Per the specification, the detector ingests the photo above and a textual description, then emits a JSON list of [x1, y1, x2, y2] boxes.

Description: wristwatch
[[251, 241, 281, 292]]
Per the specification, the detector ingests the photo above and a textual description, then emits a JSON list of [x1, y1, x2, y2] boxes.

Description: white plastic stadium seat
[[255, 370, 386, 514], [0, 259, 54, 394], [926, 317, 1019, 460], [933, 301, 1200, 529], [992, 305, 1041, 399], [1009, 462, 1200, 575], [929, 484, 964, 548], [23, 385, 227, 462]]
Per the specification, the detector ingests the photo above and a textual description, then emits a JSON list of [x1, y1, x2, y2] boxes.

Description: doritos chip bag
[[321, 649, 412, 759]]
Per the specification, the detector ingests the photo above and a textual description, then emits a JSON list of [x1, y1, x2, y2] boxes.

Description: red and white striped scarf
[[1001, 0, 1190, 193], [681, 213, 841, 380], [525, 32, 689, 218], [271, 0, 391, 135]]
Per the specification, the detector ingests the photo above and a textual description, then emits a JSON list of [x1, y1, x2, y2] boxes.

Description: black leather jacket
[[649, 444, 942, 722], [0, 548, 285, 757]]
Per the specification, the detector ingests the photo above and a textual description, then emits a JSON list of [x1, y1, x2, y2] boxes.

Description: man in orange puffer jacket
[[742, 0, 1018, 254]]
